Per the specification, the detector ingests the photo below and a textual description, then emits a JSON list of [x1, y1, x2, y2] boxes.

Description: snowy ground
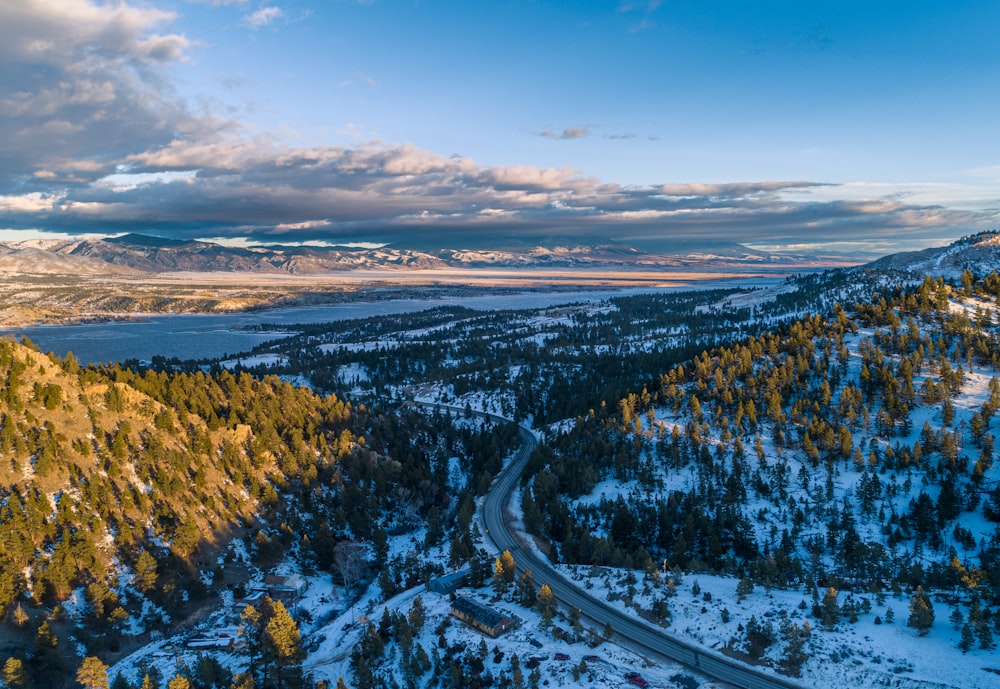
[[107, 553, 995, 689], [306, 582, 716, 689], [556, 566, 1000, 689]]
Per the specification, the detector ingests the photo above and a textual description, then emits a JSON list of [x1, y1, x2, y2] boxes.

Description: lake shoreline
[[4, 276, 787, 365]]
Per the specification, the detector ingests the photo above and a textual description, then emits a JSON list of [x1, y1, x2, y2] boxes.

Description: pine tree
[[780, 621, 811, 675], [516, 570, 536, 607], [510, 653, 523, 688], [536, 584, 556, 627], [468, 548, 490, 588], [12, 603, 28, 627], [167, 675, 190, 689], [492, 558, 508, 595], [134, 550, 158, 593], [263, 599, 305, 689], [229, 673, 254, 689], [241, 603, 265, 681], [500, 550, 517, 584], [908, 586, 934, 636], [959, 623, 975, 652], [31, 620, 68, 688], [76, 657, 110, 689], [3, 658, 28, 689], [407, 596, 426, 634], [976, 618, 994, 649], [193, 655, 231, 689], [736, 577, 753, 600], [821, 588, 840, 629]]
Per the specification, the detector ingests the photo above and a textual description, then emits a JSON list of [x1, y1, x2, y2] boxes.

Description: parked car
[[625, 671, 649, 687], [554, 652, 570, 660]]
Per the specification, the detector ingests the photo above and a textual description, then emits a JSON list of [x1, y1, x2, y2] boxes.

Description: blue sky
[[1, 0, 998, 256]]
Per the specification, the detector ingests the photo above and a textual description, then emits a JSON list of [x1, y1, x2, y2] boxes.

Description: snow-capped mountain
[[0, 233, 853, 275]]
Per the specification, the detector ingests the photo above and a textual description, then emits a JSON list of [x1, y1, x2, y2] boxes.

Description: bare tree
[[334, 540, 367, 595]]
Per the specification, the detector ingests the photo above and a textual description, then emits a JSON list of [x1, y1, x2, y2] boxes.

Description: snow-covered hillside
[[866, 230, 1000, 281], [516, 274, 1000, 689]]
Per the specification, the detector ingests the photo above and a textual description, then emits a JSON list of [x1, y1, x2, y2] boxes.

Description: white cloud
[[273, 220, 333, 231], [243, 6, 284, 28], [95, 170, 199, 192], [338, 72, 379, 90], [0, 0, 199, 190], [538, 127, 589, 140], [479, 165, 588, 191], [660, 182, 818, 197], [0, 0, 187, 64], [0, 193, 63, 214]]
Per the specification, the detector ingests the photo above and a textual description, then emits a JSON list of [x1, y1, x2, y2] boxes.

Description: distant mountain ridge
[[2, 230, 997, 280], [0, 233, 854, 275]]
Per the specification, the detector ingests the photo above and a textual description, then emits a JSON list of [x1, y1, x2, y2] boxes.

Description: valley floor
[[0, 268, 788, 328]]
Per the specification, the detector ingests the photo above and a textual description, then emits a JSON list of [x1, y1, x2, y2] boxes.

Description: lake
[[4, 280, 779, 364]]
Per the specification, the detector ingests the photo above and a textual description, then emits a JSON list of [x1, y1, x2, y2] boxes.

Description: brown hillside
[[0, 338, 354, 609]]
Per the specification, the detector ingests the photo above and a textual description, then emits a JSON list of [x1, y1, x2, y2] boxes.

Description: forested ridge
[[520, 270, 1000, 649]]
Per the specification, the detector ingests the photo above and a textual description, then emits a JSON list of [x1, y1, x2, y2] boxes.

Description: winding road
[[447, 404, 807, 689]]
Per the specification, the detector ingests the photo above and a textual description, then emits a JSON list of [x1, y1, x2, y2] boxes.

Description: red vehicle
[[624, 671, 649, 688], [554, 652, 570, 660]]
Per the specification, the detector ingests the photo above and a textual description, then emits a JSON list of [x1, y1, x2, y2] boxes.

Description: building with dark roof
[[450, 596, 518, 637], [426, 570, 467, 595]]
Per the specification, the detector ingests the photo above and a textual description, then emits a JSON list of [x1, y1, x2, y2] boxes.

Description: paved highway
[[414, 402, 804, 689], [482, 414, 802, 689]]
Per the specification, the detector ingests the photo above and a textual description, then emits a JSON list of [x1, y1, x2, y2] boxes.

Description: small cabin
[[185, 632, 235, 651], [234, 589, 266, 612], [426, 571, 467, 595], [264, 573, 307, 602]]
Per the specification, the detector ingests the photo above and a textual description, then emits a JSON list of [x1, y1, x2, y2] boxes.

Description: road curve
[[414, 402, 804, 689], [416, 402, 805, 689]]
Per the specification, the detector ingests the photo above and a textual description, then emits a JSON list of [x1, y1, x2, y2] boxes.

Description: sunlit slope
[[0, 340, 353, 610]]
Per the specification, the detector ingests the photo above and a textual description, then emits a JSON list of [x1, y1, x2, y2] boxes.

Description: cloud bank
[[0, 0, 993, 254]]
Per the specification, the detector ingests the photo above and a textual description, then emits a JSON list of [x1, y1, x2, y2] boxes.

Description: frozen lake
[[4, 280, 780, 364]]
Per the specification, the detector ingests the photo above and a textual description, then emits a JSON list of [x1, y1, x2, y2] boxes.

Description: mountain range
[[1, 233, 859, 276]]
